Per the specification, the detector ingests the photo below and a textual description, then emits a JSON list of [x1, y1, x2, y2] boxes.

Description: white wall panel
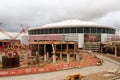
[[78, 34, 84, 48]]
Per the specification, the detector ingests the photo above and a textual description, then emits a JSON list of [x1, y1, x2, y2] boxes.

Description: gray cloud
[[0, 0, 120, 32], [92, 11, 120, 32]]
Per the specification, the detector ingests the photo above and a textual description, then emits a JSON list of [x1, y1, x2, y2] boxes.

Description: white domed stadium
[[28, 19, 116, 52]]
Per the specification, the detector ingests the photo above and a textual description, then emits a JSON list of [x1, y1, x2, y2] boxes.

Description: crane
[[14, 24, 29, 39], [0, 22, 29, 40], [0, 22, 30, 49]]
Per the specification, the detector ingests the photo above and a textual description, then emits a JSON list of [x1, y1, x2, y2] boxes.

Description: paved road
[[0, 54, 120, 80]]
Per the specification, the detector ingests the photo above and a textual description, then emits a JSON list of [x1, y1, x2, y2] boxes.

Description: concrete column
[[60, 53, 62, 60], [67, 54, 70, 62], [44, 44, 46, 55], [36, 51, 38, 55], [115, 46, 117, 57], [76, 53, 80, 61], [0, 53, 2, 62], [52, 44, 56, 63], [44, 44, 47, 62], [38, 43, 39, 54], [44, 53, 47, 62], [47, 52, 49, 60], [53, 54, 56, 63], [52, 44, 55, 53]]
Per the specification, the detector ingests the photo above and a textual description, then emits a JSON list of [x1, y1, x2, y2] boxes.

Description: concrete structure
[[101, 41, 120, 57], [30, 41, 78, 63]]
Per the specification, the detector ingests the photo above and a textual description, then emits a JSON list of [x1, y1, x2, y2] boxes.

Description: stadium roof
[[29, 19, 116, 30]]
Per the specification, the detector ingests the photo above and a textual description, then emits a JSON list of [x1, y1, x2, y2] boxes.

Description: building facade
[[28, 19, 116, 49]]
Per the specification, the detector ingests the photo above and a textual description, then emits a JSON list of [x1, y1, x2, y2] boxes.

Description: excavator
[[65, 73, 83, 80], [106, 68, 120, 80], [114, 68, 120, 76]]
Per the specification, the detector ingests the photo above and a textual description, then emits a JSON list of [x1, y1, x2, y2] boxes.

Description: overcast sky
[[0, 0, 120, 32]]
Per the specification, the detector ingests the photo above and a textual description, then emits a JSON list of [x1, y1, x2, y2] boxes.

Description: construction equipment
[[65, 73, 83, 80], [0, 22, 29, 49], [105, 68, 120, 80], [114, 68, 120, 76], [0, 22, 28, 40], [14, 24, 29, 39]]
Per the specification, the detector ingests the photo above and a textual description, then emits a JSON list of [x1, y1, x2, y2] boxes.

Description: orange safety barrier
[[68, 63, 72, 67], [57, 64, 63, 69], [17, 69, 26, 74], [0, 60, 99, 77], [31, 68, 38, 73], [48, 67, 56, 71], [38, 68, 45, 72], [0, 71, 8, 76], [8, 71, 16, 75], [67, 64, 73, 68]]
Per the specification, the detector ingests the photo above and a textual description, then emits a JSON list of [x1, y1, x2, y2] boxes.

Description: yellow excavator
[[65, 73, 83, 80], [115, 68, 120, 75], [107, 68, 120, 80]]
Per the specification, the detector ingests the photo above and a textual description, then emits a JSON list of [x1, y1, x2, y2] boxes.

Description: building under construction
[[30, 35, 79, 63], [0, 40, 21, 52], [100, 41, 120, 57]]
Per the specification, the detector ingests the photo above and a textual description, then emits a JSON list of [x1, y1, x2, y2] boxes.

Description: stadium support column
[[52, 44, 56, 63], [53, 54, 56, 63], [38, 41, 39, 55], [44, 54, 47, 62], [47, 52, 49, 60], [44, 44, 47, 62], [115, 46, 117, 57], [67, 54, 70, 62], [74, 42, 79, 61], [60, 53, 62, 60], [0, 52, 2, 62], [76, 53, 80, 61], [66, 42, 70, 62], [60, 43, 62, 60]]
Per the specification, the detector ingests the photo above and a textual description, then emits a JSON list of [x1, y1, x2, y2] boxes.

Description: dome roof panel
[[28, 19, 116, 30], [42, 19, 100, 28]]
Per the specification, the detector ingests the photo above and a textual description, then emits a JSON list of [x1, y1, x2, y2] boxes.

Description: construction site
[[0, 21, 120, 80]]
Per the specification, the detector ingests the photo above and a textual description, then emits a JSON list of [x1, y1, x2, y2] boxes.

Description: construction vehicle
[[106, 68, 120, 80], [115, 68, 120, 76], [65, 73, 83, 80]]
